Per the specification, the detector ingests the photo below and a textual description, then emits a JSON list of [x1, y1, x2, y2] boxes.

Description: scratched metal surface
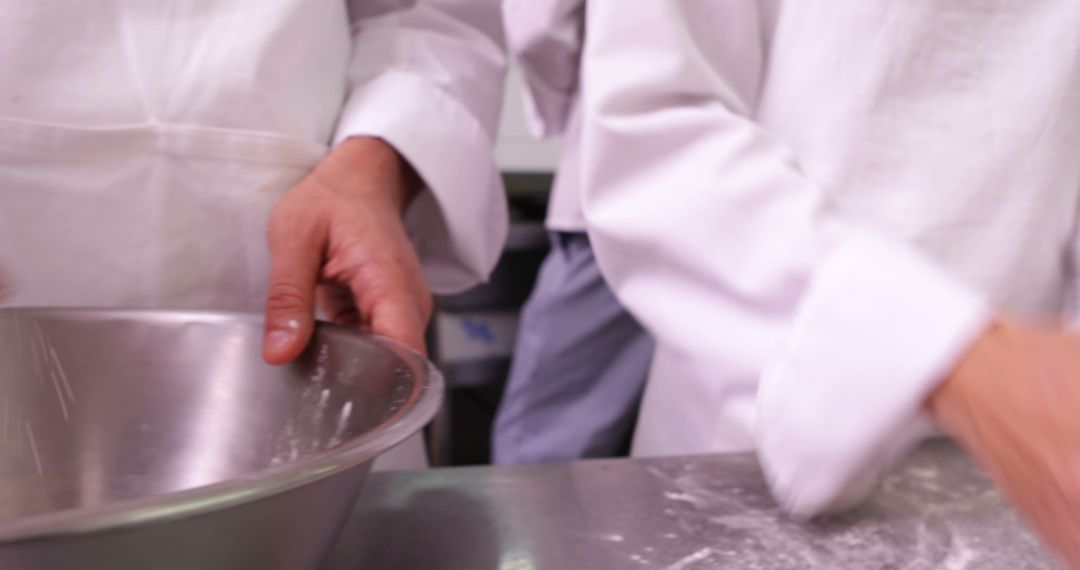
[[324, 441, 1059, 569]]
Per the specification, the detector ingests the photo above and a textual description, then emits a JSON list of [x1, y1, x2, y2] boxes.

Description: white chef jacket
[[581, 2, 1080, 516], [504, 0, 585, 231], [0, 0, 508, 308]]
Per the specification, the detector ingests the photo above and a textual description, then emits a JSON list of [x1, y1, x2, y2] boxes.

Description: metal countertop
[[323, 441, 1057, 569]]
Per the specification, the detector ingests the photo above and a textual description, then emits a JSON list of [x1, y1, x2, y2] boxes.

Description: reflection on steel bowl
[[0, 309, 443, 570]]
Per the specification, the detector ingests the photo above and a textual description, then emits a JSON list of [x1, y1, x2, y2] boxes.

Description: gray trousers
[[493, 232, 654, 464]]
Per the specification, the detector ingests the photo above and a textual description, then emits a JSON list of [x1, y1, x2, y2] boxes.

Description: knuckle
[[264, 282, 310, 312], [356, 290, 390, 320]]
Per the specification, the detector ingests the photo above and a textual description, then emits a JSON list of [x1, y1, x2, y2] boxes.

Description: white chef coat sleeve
[[335, 0, 509, 294], [581, 2, 993, 516], [503, 0, 584, 138]]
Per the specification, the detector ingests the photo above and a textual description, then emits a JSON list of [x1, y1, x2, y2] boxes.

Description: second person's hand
[[930, 320, 1080, 568], [261, 136, 431, 364]]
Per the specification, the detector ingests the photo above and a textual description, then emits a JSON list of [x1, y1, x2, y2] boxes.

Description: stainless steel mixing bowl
[[0, 308, 443, 569]]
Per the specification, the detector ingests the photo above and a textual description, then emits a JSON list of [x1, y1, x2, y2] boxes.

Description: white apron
[[0, 0, 434, 469]]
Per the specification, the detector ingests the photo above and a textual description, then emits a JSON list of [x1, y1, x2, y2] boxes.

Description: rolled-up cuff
[[334, 71, 508, 294], [757, 230, 992, 517]]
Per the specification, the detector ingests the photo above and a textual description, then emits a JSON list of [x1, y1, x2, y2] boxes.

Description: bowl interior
[[0, 309, 431, 523]]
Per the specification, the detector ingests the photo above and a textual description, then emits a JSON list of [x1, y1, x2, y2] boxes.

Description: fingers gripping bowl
[[0, 309, 443, 569]]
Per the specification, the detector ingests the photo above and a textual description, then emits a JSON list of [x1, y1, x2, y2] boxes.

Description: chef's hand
[[262, 136, 430, 364], [930, 320, 1080, 569]]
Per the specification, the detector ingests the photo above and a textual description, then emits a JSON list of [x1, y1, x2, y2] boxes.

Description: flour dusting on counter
[[665, 547, 714, 569], [621, 442, 1047, 569]]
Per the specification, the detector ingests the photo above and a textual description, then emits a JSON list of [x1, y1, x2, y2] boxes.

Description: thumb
[[263, 217, 325, 365]]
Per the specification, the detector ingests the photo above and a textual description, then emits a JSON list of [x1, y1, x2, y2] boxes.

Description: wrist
[[927, 319, 1015, 437], [314, 136, 422, 214]]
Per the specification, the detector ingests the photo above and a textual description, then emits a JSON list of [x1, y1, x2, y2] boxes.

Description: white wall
[[495, 66, 562, 173]]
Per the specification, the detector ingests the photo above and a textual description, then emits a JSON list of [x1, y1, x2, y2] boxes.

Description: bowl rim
[[0, 308, 445, 543]]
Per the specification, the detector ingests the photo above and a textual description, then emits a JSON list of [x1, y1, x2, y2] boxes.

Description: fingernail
[[265, 320, 301, 354], [262, 330, 293, 351]]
